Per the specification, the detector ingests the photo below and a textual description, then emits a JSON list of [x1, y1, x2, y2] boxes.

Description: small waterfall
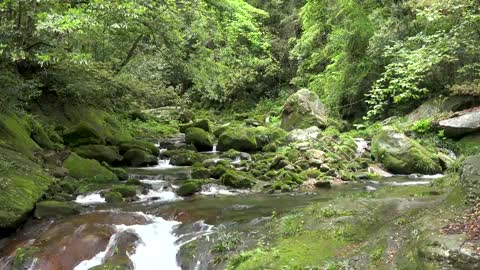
[[74, 214, 181, 270], [212, 144, 217, 153], [75, 192, 106, 204]]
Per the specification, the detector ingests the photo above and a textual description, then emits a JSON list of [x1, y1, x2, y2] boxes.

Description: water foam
[[75, 193, 106, 204]]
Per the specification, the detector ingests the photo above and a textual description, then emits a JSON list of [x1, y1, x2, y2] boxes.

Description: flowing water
[[0, 148, 442, 270]]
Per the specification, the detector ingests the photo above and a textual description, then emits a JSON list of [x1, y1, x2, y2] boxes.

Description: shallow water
[[0, 159, 440, 270]]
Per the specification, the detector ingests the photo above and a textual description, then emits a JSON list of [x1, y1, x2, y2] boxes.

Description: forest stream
[[0, 140, 447, 270]]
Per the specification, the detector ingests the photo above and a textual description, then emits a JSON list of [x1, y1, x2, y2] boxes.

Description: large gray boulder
[[371, 127, 442, 175], [407, 96, 476, 122], [439, 110, 480, 138], [281, 89, 328, 131], [460, 154, 480, 204]]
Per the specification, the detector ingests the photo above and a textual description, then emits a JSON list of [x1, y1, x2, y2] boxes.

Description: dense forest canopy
[[1, 0, 479, 120]]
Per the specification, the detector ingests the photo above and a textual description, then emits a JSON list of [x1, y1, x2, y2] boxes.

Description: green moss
[[179, 119, 212, 133], [0, 148, 52, 232], [111, 185, 137, 198], [220, 170, 255, 189], [63, 121, 105, 146], [371, 127, 442, 174], [102, 192, 123, 203], [176, 181, 204, 196], [119, 140, 159, 156], [164, 149, 204, 166], [13, 247, 40, 269], [74, 145, 123, 165], [218, 127, 257, 152], [191, 167, 212, 179], [63, 105, 132, 145], [34, 200, 80, 219], [185, 127, 214, 151], [29, 118, 55, 150], [110, 167, 129, 181], [0, 114, 40, 157], [123, 149, 157, 167], [63, 153, 119, 183], [252, 126, 286, 149], [457, 133, 480, 156]]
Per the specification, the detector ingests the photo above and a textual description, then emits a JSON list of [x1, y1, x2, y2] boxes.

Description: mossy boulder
[[180, 119, 212, 133], [176, 181, 204, 197], [119, 140, 160, 156], [110, 167, 129, 181], [252, 127, 286, 149], [220, 170, 255, 189], [63, 121, 105, 146], [123, 149, 158, 167], [281, 89, 328, 131], [460, 154, 480, 204], [111, 185, 137, 198], [0, 114, 41, 157], [74, 145, 123, 165], [30, 118, 55, 150], [191, 167, 212, 179], [34, 201, 80, 219], [61, 105, 132, 145], [458, 132, 480, 155], [63, 153, 119, 183], [217, 128, 257, 152], [214, 124, 230, 138], [211, 165, 228, 179], [185, 127, 214, 152], [0, 149, 53, 234], [164, 149, 204, 166], [371, 127, 442, 174]]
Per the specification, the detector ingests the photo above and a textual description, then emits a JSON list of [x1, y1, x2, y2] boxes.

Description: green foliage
[[411, 119, 432, 134], [365, 0, 480, 121], [292, 0, 377, 116], [211, 228, 242, 254]]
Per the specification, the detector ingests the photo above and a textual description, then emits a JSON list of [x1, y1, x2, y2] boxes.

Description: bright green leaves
[[291, 0, 377, 116], [364, 0, 480, 121]]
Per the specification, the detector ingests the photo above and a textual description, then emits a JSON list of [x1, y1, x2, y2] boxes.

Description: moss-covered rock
[[191, 167, 212, 179], [281, 89, 328, 131], [460, 154, 480, 204], [63, 121, 105, 146], [180, 119, 212, 133], [74, 145, 123, 165], [111, 185, 137, 198], [61, 105, 132, 145], [119, 140, 160, 156], [252, 126, 286, 149], [211, 165, 228, 179], [34, 201, 80, 219], [0, 149, 53, 233], [123, 149, 157, 167], [185, 127, 214, 152], [30, 118, 55, 150], [63, 153, 119, 183], [110, 167, 129, 181], [164, 149, 204, 166], [0, 114, 41, 157], [214, 124, 230, 138], [217, 128, 257, 152], [220, 170, 255, 189], [176, 181, 203, 196], [371, 127, 442, 174], [458, 132, 480, 156]]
